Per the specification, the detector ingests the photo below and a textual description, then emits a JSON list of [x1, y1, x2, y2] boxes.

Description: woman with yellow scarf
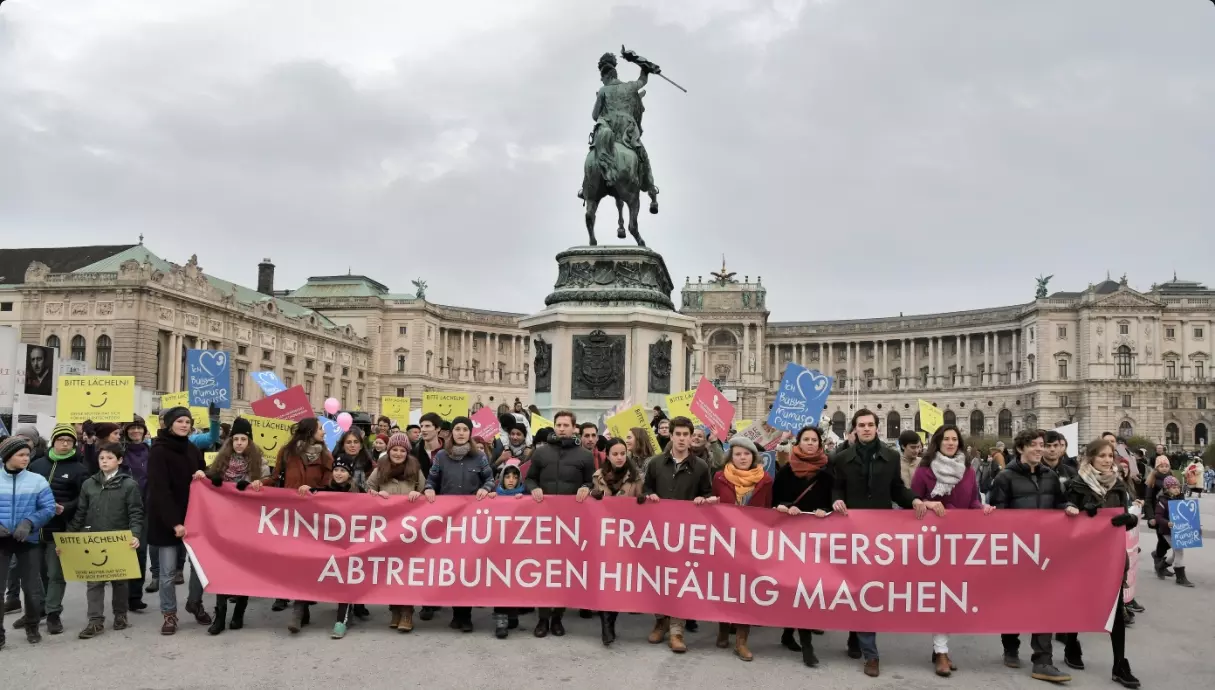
[[710, 435, 773, 662]]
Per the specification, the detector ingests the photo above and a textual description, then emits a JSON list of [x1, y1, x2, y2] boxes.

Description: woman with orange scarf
[[772, 425, 834, 667], [710, 435, 773, 662]]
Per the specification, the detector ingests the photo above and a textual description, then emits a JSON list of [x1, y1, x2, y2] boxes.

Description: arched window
[[709, 330, 737, 347], [1119, 420, 1133, 438], [1025, 414, 1038, 430], [998, 409, 1013, 437], [886, 411, 901, 439], [831, 411, 846, 437], [1027, 355, 1035, 381], [95, 335, 112, 371], [70, 335, 86, 361], [970, 410, 985, 437], [1115, 345, 1134, 378], [45, 334, 60, 352], [943, 410, 957, 427], [1195, 423, 1208, 446], [1165, 423, 1180, 446]]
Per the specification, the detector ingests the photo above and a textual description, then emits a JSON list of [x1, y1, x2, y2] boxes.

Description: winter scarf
[[723, 463, 766, 505], [49, 447, 75, 462], [1079, 461, 1117, 499], [601, 461, 634, 495], [789, 444, 828, 479], [301, 443, 324, 465], [508, 441, 528, 457], [929, 451, 967, 498], [223, 453, 250, 484], [448, 443, 471, 460]]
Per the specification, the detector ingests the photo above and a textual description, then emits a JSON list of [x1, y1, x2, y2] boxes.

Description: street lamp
[[1061, 393, 1080, 423]]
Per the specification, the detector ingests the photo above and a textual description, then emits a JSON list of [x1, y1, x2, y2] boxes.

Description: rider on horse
[[578, 52, 660, 214]]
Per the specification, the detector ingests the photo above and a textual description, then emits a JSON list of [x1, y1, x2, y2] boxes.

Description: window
[[891, 367, 901, 389], [919, 366, 929, 386], [70, 335, 86, 361], [1059, 395, 1070, 408], [1196, 327, 1205, 339], [1115, 345, 1133, 378], [399, 326, 408, 335], [1197, 361, 1206, 381], [1166, 327, 1176, 339], [285, 355, 294, 366], [998, 409, 1012, 437], [236, 368, 246, 399], [306, 359, 314, 370], [1119, 420, 1133, 437], [397, 355, 406, 373], [357, 387, 364, 407], [95, 335, 112, 371], [970, 410, 985, 436], [864, 368, 874, 389], [943, 410, 957, 426], [1166, 395, 1179, 409], [886, 411, 901, 439], [428, 326, 432, 338], [324, 382, 332, 397], [262, 350, 271, 361], [831, 411, 846, 437], [1057, 326, 1067, 339], [341, 366, 349, 377], [324, 363, 332, 374], [237, 345, 248, 356], [304, 380, 313, 395], [1165, 423, 1180, 446], [357, 370, 364, 380], [285, 375, 293, 388], [0, 302, 11, 312], [1119, 323, 1129, 335], [1057, 360, 1068, 380], [1198, 396, 1207, 410], [45, 334, 60, 351], [1122, 394, 1132, 408], [396, 387, 405, 397], [342, 386, 349, 403], [1166, 360, 1177, 379]]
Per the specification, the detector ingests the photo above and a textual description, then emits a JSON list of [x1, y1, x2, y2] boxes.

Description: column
[[1179, 319, 1188, 381], [908, 338, 916, 389], [954, 335, 961, 387], [963, 334, 971, 386], [1013, 330, 1020, 384], [929, 337, 937, 388], [846, 342, 854, 391], [901, 338, 909, 388], [986, 332, 994, 385], [825, 343, 832, 378], [937, 336, 944, 387], [743, 325, 752, 377], [880, 341, 887, 390]]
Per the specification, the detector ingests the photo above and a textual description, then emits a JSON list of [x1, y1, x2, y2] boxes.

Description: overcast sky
[[2, 0, 1213, 321]]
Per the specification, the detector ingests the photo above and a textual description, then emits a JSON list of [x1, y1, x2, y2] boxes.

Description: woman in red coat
[[711, 435, 773, 662]]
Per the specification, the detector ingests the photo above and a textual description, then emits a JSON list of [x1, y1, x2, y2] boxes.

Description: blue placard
[[186, 350, 231, 409], [767, 363, 834, 432], [250, 370, 287, 397], [320, 417, 343, 451], [1168, 499, 1203, 550], [760, 450, 777, 477]]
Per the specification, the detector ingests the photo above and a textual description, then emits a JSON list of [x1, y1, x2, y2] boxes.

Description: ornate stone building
[[2, 246, 1210, 448]]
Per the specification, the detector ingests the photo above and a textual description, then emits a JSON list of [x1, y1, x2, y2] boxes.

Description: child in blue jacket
[[0, 436, 57, 648]]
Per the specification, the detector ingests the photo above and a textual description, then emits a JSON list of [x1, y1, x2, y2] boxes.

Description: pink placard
[[250, 384, 313, 422], [470, 408, 501, 441], [690, 376, 734, 439]]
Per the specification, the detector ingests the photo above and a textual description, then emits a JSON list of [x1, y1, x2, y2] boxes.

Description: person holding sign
[[710, 435, 772, 662], [63, 443, 143, 640], [1063, 439, 1141, 689], [0, 436, 56, 649], [146, 407, 212, 635], [1155, 476, 1194, 588], [829, 409, 943, 678]]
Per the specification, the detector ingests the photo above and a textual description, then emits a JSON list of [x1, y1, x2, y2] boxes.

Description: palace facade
[[1, 245, 1210, 449]]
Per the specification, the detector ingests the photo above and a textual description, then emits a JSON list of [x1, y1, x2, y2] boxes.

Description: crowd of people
[[0, 397, 1204, 688]]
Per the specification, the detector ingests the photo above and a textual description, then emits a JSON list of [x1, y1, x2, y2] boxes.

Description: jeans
[[5, 555, 19, 602], [0, 544, 42, 627], [86, 581, 129, 622], [150, 543, 185, 578], [127, 519, 149, 600], [1002, 632, 1054, 666], [38, 542, 66, 616], [157, 545, 202, 614], [855, 631, 879, 660]]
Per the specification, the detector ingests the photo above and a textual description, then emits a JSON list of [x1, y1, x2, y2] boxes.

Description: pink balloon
[[336, 412, 353, 431], [324, 398, 340, 415]]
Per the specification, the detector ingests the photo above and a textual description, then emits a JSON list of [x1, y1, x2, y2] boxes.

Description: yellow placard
[[54, 531, 141, 582], [606, 405, 661, 452], [248, 415, 294, 464], [205, 452, 217, 466], [422, 392, 469, 421], [918, 399, 943, 435], [666, 390, 702, 426], [160, 392, 209, 429], [381, 396, 411, 423], [55, 376, 136, 424], [530, 413, 554, 432], [918, 431, 929, 446], [734, 419, 752, 433]]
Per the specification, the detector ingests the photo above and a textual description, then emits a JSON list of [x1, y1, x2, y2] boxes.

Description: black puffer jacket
[[988, 459, 1067, 510], [524, 438, 595, 495], [28, 450, 90, 537], [1045, 459, 1080, 494], [1064, 476, 1131, 514]]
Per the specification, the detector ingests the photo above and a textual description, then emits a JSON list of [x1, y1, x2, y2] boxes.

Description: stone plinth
[[523, 246, 695, 420]]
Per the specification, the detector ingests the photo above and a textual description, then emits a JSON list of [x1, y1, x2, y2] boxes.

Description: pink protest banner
[[250, 385, 313, 422], [184, 485, 1126, 633], [470, 408, 501, 442], [689, 376, 734, 439]]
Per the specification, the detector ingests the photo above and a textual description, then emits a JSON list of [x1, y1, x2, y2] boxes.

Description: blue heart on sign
[[197, 351, 227, 377], [1177, 499, 1198, 524]]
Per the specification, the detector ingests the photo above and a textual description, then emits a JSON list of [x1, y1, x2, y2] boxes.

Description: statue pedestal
[[521, 246, 696, 420]]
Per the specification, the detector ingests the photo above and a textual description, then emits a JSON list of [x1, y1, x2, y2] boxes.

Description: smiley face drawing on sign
[[85, 548, 109, 567], [87, 390, 109, 409], [437, 402, 455, 418], [259, 431, 280, 452]]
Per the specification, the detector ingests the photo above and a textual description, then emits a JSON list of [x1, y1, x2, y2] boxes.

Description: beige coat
[[366, 466, 424, 495]]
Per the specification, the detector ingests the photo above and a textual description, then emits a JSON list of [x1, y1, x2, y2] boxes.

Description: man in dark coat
[[524, 410, 594, 638], [829, 409, 940, 678], [988, 428, 1077, 683]]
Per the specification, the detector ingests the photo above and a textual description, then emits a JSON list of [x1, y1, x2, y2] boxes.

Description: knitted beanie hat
[[161, 406, 193, 429], [51, 423, 78, 444], [1163, 475, 1181, 490], [0, 436, 31, 463], [387, 432, 411, 451], [93, 422, 121, 440], [727, 435, 761, 464], [230, 417, 253, 440], [451, 416, 473, 434]]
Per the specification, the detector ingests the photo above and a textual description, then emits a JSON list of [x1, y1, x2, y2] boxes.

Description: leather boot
[[288, 602, 306, 634], [600, 612, 617, 646], [797, 629, 819, 667], [229, 597, 247, 630], [398, 606, 414, 633], [716, 622, 731, 648], [1175, 567, 1195, 587], [669, 632, 686, 653], [734, 625, 753, 661], [781, 627, 801, 651], [647, 616, 668, 644], [389, 608, 402, 629], [207, 596, 227, 635], [934, 652, 953, 677]]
